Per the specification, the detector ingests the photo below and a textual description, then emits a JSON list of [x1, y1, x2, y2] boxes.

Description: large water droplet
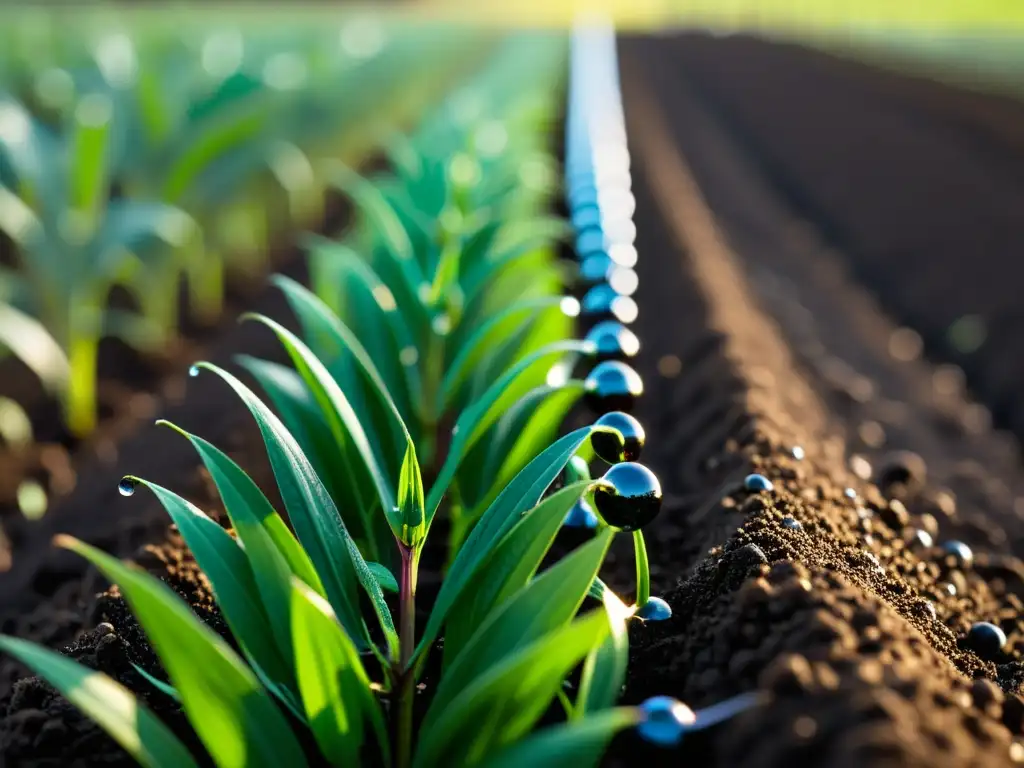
[[743, 474, 774, 493], [584, 360, 644, 414], [965, 621, 1007, 660], [188, 365, 200, 378], [563, 498, 599, 529], [592, 462, 662, 531], [636, 596, 672, 621], [636, 696, 696, 747], [585, 320, 640, 362], [592, 411, 645, 463], [118, 477, 137, 497]]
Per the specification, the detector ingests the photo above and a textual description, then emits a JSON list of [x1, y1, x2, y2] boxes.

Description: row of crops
[[0, 15, 755, 768], [0, 12, 481, 441]]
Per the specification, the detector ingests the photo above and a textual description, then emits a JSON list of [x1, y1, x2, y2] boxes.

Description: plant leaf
[[0, 637, 197, 768], [272, 275, 414, 487], [430, 529, 613, 717], [413, 609, 611, 768], [195, 363, 395, 656], [128, 478, 293, 693], [0, 302, 68, 392], [132, 663, 181, 703], [242, 313, 393, 543], [155, 420, 324, 665], [478, 709, 641, 768], [291, 578, 390, 766], [366, 562, 399, 593], [427, 340, 594, 524], [443, 482, 591, 665], [416, 426, 598, 660], [576, 589, 632, 715], [396, 437, 426, 547], [441, 295, 568, 412], [56, 536, 308, 768]]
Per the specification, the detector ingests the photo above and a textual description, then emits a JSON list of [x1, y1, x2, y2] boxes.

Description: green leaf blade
[[57, 536, 308, 768]]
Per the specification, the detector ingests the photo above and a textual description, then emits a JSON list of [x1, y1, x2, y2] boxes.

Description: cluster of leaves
[[0, 11, 480, 436], [0, 33, 656, 768]]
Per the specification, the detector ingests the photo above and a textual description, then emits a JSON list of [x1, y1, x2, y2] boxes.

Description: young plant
[[0, 92, 192, 436]]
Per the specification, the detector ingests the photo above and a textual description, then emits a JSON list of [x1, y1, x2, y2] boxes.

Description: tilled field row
[[610, 40, 1024, 767]]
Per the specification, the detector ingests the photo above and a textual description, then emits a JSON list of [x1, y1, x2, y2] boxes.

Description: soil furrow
[[643, 33, 1024, 446], [606, 43, 1024, 767]]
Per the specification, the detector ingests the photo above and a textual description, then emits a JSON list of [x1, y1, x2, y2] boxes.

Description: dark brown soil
[[7, 34, 1024, 768]]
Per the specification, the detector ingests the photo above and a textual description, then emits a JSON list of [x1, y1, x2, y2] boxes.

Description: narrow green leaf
[[69, 93, 112, 224], [291, 578, 390, 766], [576, 590, 632, 715], [0, 637, 196, 768], [162, 99, 269, 203], [443, 482, 591, 665], [56, 536, 308, 768], [416, 426, 598, 660], [272, 274, 416, 492], [326, 161, 415, 263], [196, 363, 396, 656], [441, 296, 569, 412], [468, 382, 583, 512], [366, 562, 399, 593], [427, 341, 594, 523], [460, 216, 570, 301], [431, 529, 613, 718], [128, 478, 293, 693], [479, 709, 641, 768], [305, 236, 422, 426], [155, 421, 324, 664], [397, 438, 426, 547], [132, 663, 181, 703], [413, 609, 611, 768], [243, 313, 393, 537], [0, 302, 69, 393]]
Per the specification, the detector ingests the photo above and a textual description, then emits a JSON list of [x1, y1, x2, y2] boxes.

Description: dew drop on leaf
[[117, 477, 137, 497], [188, 365, 200, 378]]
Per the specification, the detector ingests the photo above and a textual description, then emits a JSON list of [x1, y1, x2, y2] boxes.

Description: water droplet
[[781, 516, 802, 531], [636, 696, 696, 747], [580, 253, 615, 283], [188, 364, 200, 378], [117, 477, 137, 497], [592, 411, 645, 463], [791, 446, 805, 461], [584, 360, 644, 414], [941, 540, 973, 568], [585, 320, 640, 363], [580, 283, 638, 324], [608, 267, 639, 297], [909, 528, 934, 549], [965, 621, 1007, 660], [636, 596, 672, 621], [592, 462, 662, 531], [563, 498, 599, 529], [844, 487, 857, 500], [743, 474, 774, 493]]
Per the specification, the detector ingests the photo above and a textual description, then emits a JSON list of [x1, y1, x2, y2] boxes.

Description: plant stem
[[396, 544, 419, 768], [633, 529, 650, 607]]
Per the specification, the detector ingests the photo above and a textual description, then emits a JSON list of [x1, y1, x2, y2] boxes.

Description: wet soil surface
[[6, 34, 1024, 767]]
